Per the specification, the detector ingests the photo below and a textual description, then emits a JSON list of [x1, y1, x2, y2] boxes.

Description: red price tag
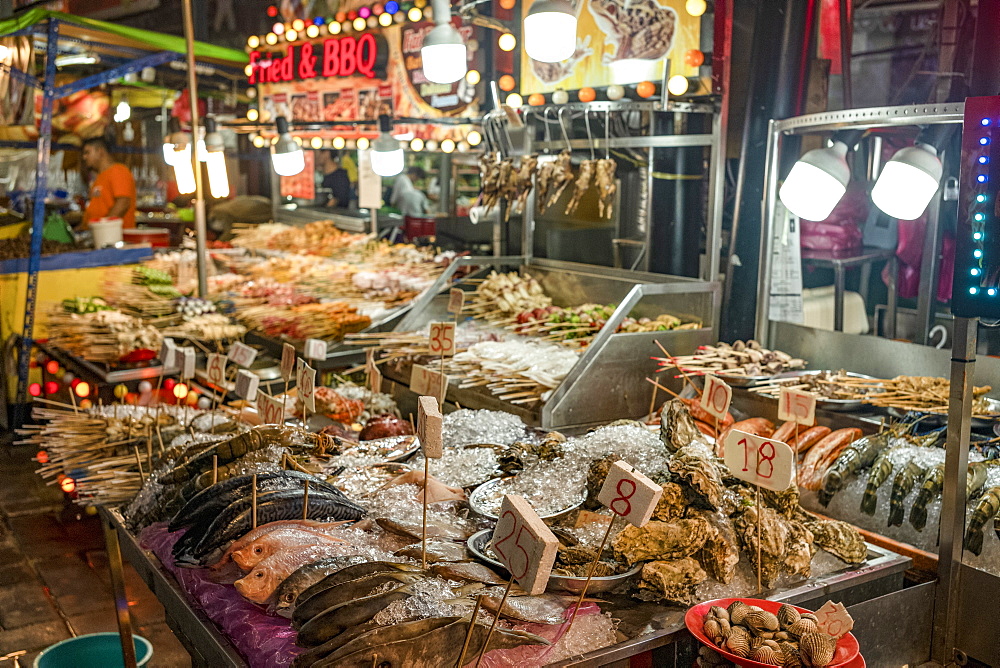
[[596, 461, 663, 528], [428, 322, 456, 357], [416, 396, 443, 458], [228, 342, 258, 368], [206, 353, 227, 385], [447, 288, 465, 314], [304, 338, 327, 361], [280, 343, 296, 382], [366, 350, 382, 392], [411, 364, 447, 403], [722, 430, 794, 492], [258, 392, 283, 424], [778, 387, 817, 426], [815, 601, 854, 639], [700, 374, 732, 421], [491, 495, 559, 595], [297, 362, 316, 412]]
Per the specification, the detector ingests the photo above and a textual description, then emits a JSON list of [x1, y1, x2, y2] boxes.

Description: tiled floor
[[0, 440, 191, 667]]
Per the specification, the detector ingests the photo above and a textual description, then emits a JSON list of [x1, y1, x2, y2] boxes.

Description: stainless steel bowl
[[766, 370, 877, 412], [468, 478, 585, 521]]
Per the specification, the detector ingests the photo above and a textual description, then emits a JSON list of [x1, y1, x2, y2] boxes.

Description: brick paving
[[0, 440, 191, 667]]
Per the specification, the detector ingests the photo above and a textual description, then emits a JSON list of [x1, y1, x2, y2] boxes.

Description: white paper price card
[[491, 495, 559, 595], [206, 353, 227, 385], [159, 338, 176, 367], [596, 461, 663, 528], [416, 396, 443, 458], [778, 387, 817, 426], [297, 362, 316, 412], [428, 322, 456, 357], [700, 374, 732, 421], [228, 341, 258, 368], [365, 350, 382, 392], [815, 601, 854, 639], [723, 430, 794, 492], [235, 370, 260, 401], [304, 338, 327, 361], [447, 288, 465, 314], [179, 347, 196, 380], [280, 343, 296, 382], [258, 392, 283, 424], [410, 364, 447, 403]]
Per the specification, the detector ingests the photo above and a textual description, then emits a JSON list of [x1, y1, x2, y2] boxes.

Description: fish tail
[[817, 489, 834, 507]]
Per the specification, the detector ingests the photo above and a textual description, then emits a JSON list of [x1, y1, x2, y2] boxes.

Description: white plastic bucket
[[90, 218, 123, 248]]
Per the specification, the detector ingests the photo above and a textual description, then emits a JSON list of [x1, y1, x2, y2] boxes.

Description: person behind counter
[[390, 166, 430, 217], [317, 150, 352, 209], [82, 136, 136, 228]]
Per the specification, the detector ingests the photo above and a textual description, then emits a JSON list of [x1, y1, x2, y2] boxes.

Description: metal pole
[[932, 315, 978, 663], [102, 514, 138, 668], [754, 120, 782, 345], [182, 0, 208, 298], [915, 190, 943, 344]]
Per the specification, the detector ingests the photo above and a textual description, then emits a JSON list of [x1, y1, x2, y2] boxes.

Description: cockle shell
[[709, 605, 729, 623], [699, 644, 729, 666], [745, 610, 780, 632], [800, 613, 819, 624], [728, 600, 752, 626], [751, 645, 783, 666], [775, 631, 791, 642], [725, 626, 752, 658], [777, 603, 801, 629], [703, 619, 725, 645], [799, 631, 836, 667], [717, 617, 732, 639], [779, 641, 803, 667], [786, 618, 818, 638]]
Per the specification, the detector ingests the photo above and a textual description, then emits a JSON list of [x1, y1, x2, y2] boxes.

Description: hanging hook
[[605, 109, 611, 159], [558, 107, 572, 152], [584, 108, 595, 160], [543, 107, 554, 152]]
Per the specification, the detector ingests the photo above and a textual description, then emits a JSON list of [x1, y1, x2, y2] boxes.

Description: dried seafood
[[540, 150, 574, 213]]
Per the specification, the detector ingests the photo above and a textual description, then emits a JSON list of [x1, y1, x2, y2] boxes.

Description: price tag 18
[[491, 495, 559, 595], [366, 350, 382, 392], [700, 374, 732, 421], [447, 288, 465, 314], [411, 364, 447, 403], [228, 341, 258, 368], [416, 396, 443, 458], [159, 338, 176, 368], [179, 347, 196, 380], [304, 338, 327, 361], [596, 461, 663, 528], [297, 362, 316, 412], [258, 392, 283, 424], [428, 322, 456, 357], [722, 429, 794, 492], [235, 370, 260, 401], [815, 601, 854, 639], [280, 343, 296, 382], [778, 387, 817, 426], [206, 353, 227, 385]]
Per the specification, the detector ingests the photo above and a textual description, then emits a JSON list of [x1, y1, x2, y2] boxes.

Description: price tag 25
[[596, 461, 663, 528], [722, 429, 794, 492], [428, 322, 456, 356], [491, 495, 559, 595], [815, 601, 854, 639], [778, 388, 817, 426], [257, 392, 283, 424], [700, 374, 732, 421], [280, 343, 296, 382], [228, 342, 258, 368], [297, 362, 316, 412], [447, 288, 465, 314], [416, 396, 443, 458], [206, 353, 227, 385]]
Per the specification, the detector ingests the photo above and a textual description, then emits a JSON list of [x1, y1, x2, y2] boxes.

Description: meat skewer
[[564, 159, 596, 215]]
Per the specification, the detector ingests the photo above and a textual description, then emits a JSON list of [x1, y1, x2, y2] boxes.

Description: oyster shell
[[783, 520, 816, 579], [651, 482, 687, 521], [636, 558, 706, 605], [585, 455, 622, 509], [804, 518, 867, 564], [762, 484, 801, 519], [558, 544, 599, 565], [734, 505, 789, 588], [799, 631, 836, 667], [669, 443, 726, 509], [693, 511, 741, 584], [612, 518, 710, 565], [659, 399, 706, 452]]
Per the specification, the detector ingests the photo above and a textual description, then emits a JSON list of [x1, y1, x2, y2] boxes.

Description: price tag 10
[[280, 343, 296, 382], [416, 395, 443, 458], [722, 429, 794, 492], [304, 338, 327, 361], [366, 350, 382, 392], [297, 362, 316, 412], [258, 392, 283, 424], [159, 338, 176, 367], [411, 364, 447, 403], [700, 374, 732, 421], [815, 601, 854, 639], [491, 495, 559, 595], [778, 388, 817, 426], [228, 341, 258, 368], [428, 322, 456, 357], [596, 461, 663, 528], [179, 347, 196, 380], [235, 370, 260, 401], [206, 353, 227, 385], [447, 288, 465, 314]]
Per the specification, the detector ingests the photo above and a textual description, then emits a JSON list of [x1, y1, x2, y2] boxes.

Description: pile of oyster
[[699, 601, 838, 666]]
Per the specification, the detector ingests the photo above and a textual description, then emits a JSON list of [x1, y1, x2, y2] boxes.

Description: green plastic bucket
[[33, 633, 152, 668]]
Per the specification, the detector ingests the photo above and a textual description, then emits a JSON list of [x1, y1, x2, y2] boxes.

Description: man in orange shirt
[[82, 136, 136, 228]]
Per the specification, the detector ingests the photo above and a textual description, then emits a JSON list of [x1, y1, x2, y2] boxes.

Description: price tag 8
[[428, 322, 456, 357], [280, 343, 296, 382], [778, 388, 817, 426], [366, 350, 382, 392], [815, 601, 854, 639], [596, 461, 663, 528], [447, 288, 465, 314], [700, 374, 732, 421], [491, 495, 559, 595], [159, 338, 176, 367], [206, 353, 227, 385], [416, 396, 443, 458], [258, 392, 283, 424], [304, 338, 327, 361], [297, 362, 316, 412], [722, 429, 794, 492], [235, 370, 260, 401], [179, 347, 196, 380], [410, 364, 447, 403], [228, 342, 258, 368]]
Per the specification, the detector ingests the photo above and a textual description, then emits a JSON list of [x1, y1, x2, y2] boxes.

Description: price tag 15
[[815, 601, 854, 639], [258, 392, 283, 424], [411, 364, 447, 403], [428, 322, 456, 357], [206, 353, 227, 385], [416, 395, 443, 458], [297, 362, 316, 412], [228, 341, 258, 368], [280, 343, 296, 382], [366, 350, 382, 392], [722, 429, 794, 492], [778, 388, 817, 426], [700, 374, 732, 421], [179, 347, 196, 380], [596, 461, 663, 528], [304, 338, 327, 361], [447, 288, 465, 314], [491, 495, 559, 595], [159, 338, 176, 367], [235, 370, 260, 401]]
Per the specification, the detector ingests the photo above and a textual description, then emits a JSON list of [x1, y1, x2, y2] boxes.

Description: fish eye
[[254, 547, 262, 553], [255, 572, 264, 578]]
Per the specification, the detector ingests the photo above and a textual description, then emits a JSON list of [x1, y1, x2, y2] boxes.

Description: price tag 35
[[428, 322, 456, 356], [815, 601, 854, 639], [491, 495, 559, 595], [206, 353, 227, 385], [722, 429, 794, 492], [700, 374, 732, 421], [778, 388, 817, 426], [596, 461, 662, 528]]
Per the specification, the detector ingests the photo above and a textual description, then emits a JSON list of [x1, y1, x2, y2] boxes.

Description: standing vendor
[[390, 166, 430, 217], [82, 136, 136, 228], [317, 150, 352, 209]]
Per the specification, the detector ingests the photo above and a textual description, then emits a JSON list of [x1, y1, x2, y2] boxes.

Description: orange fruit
[[528, 93, 545, 106]]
